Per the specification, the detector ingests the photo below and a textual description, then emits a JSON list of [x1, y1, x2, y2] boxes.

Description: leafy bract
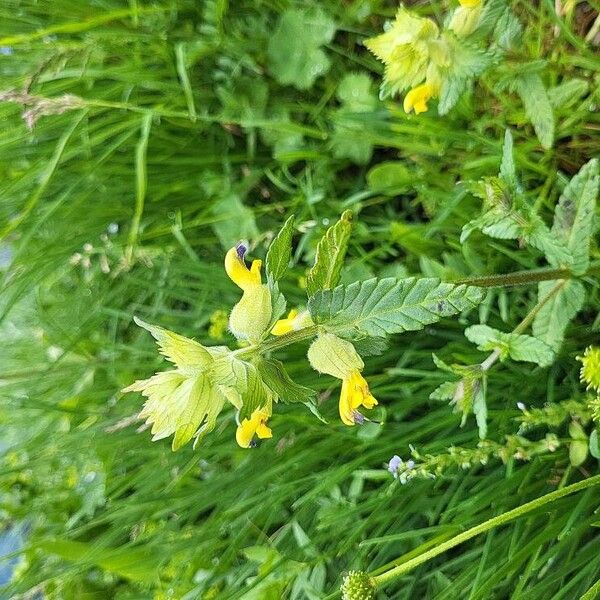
[[258, 358, 316, 404], [306, 211, 353, 297], [309, 277, 483, 337]]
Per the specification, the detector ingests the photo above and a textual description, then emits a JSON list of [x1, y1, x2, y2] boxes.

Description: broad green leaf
[[266, 215, 295, 281], [306, 211, 353, 297], [515, 72, 554, 149], [308, 277, 484, 337], [550, 159, 599, 274], [267, 9, 335, 90], [548, 78, 589, 109], [258, 358, 316, 404], [532, 279, 585, 352], [465, 324, 554, 367], [266, 280, 287, 333], [239, 362, 274, 419]]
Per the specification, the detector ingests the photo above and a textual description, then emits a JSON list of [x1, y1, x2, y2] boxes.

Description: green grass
[[1, 0, 599, 598]]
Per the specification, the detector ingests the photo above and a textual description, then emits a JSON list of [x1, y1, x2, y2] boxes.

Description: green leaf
[[266, 279, 287, 333], [212, 193, 258, 250], [430, 380, 459, 401], [548, 78, 589, 109], [473, 376, 487, 439], [532, 280, 585, 352], [589, 429, 600, 460], [550, 159, 599, 274], [267, 8, 335, 90], [306, 211, 353, 297], [499, 129, 518, 192], [257, 358, 316, 404], [266, 215, 295, 281], [308, 277, 484, 337], [239, 362, 273, 419], [515, 72, 554, 149], [465, 324, 554, 367], [367, 162, 412, 195], [438, 36, 493, 115]]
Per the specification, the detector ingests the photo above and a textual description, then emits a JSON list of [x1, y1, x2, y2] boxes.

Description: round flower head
[[578, 346, 600, 392], [341, 570, 376, 600]]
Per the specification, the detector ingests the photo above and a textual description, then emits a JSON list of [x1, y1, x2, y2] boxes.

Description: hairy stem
[[452, 262, 600, 288]]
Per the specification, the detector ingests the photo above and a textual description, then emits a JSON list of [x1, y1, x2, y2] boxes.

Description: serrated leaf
[[265, 279, 287, 334], [266, 215, 295, 281], [308, 277, 484, 337], [133, 317, 213, 370], [550, 159, 599, 275], [430, 380, 459, 401], [258, 358, 316, 404], [240, 362, 273, 419], [267, 8, 335, 90], [515, 72, 554, 150], [306, 211, 353, 297], [351, 336, 389, 357], [532, 279, 585, 352], [465, 324, 554, 367], [438, 36, 493, 115]]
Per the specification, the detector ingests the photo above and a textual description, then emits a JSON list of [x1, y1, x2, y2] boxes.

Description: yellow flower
[[339, 370, 378, 426], [365, 8, 439, 97], [225, 244, 272, 343], [403, 82, 437, 114], [578, 346, 600, 392], [307, 333, 378, 426], [271, 308, 313, 336], [459, 0, 481, 7], [236, 407, 272, 448]]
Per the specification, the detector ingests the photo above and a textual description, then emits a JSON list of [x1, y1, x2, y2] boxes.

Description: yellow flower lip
[[404, 82, 435, 114], [339, 370, 378, 426], [459, 0, 481, 7], [225, 244, 262, 291], [236, 407, 273, 448]]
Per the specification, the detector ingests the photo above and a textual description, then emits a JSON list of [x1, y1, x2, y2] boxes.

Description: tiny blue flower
[[387, 455, 402, 477]]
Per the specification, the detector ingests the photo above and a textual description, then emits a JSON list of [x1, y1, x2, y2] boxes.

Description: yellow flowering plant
[[123, 211, 485, 450]]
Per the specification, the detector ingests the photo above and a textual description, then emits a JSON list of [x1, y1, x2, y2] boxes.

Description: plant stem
[[452, 262, 600, 288], [372, 474, 600, 589]]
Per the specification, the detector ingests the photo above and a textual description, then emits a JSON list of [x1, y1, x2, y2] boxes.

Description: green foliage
[[550, 159, 599, 275], [532, 279, 586, 352], [514, 72, 554, 150], [267, 8, 335, 90], [1, 1, 600, 599], [306, 211, 353, 297], [309, 277, 483, 337], [465, 325, 554, 367], [266, 214, 295, 282]]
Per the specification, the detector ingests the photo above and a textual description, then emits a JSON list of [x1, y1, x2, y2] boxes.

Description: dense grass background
[[1, 1, 599, 598]]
